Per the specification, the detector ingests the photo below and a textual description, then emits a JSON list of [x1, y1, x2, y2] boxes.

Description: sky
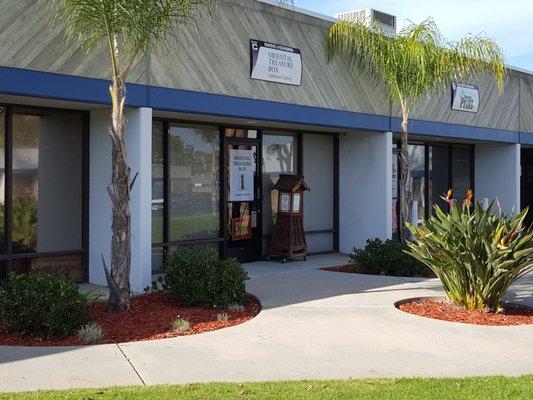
[[294, 0, 533, 71]]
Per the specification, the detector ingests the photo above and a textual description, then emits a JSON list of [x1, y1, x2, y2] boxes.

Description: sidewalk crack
[[116, 344, 147, 386]]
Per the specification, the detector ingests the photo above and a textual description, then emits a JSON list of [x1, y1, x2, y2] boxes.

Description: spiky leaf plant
[[406, 193, 533, 311]]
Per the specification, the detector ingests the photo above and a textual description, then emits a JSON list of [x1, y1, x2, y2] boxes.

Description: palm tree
[[327, 18, 506, 240], [47, 0, 217, 312]]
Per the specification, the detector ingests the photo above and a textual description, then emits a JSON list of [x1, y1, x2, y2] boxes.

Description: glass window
[[429, 144, 450, 213], [452, 145, 472, 201], [262, 133, 297, 235], [12, 111, 83, 254], [152, 121, 164, 244], [0, 109, 4, 254], [11, 254, 83, 281], [408, 144, 425, 224], [169, 124, 220, 241]]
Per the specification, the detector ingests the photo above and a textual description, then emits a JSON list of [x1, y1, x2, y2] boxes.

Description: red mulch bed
[[0, 292, 261, 346], [398, 299, 533, 326]]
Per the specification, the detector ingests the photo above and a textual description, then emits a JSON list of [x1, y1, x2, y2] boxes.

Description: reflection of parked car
[[151, 199, 164, 212]]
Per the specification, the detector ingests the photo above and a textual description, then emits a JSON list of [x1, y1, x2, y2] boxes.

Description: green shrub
[[163, 246, 248, 308], [406, 199, 533, 311], [0, 272, 90, 338], [349, 238, 428, 277]]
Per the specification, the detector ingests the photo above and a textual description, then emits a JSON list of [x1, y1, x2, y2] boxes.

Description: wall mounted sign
[[231, 217, 252, 241], [250, 39, 302, 86], [229, 149, 254, 201], [451, 82, 479, 113]]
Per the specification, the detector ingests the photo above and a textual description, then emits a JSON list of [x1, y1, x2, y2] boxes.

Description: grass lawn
[[152, 214, 219, 243], [3, 376, 532, 400]]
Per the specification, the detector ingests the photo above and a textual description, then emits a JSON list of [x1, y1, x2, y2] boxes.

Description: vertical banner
[[229, 149, 254, 202]]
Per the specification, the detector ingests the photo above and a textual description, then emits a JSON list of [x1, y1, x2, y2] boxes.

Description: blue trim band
[[520, 132, 533, 145], [149, 86, 389, 132], [0, 65, 531, 144], [390, 117, 520, 144], [0, 66, 148, 106]]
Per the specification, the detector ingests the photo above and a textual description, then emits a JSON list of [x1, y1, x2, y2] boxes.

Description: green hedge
[[163, 246, 248, 307], [349, 238, 429, 277], [0, 272, 90, 338]]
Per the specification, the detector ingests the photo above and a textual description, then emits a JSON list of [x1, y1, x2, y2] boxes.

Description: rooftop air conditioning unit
[[335, 9, 396, 37]]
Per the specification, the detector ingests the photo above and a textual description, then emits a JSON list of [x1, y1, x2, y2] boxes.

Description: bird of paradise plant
[[406, 191, 533, 311]]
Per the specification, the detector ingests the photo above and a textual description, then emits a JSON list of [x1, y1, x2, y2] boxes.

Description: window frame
[[152, 118, 341, 263], [0, 104, 89, 281], [395, 140, 475, 235]]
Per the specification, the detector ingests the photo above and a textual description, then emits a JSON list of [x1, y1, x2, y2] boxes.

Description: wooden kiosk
[[267, 174, 310, 263]]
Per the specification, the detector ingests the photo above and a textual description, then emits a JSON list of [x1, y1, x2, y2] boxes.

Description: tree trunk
[[398, 109, 412, 242], [103, 76, 132, 312]]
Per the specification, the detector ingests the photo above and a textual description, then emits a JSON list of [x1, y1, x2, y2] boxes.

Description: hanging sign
[[250, 39, 302, 86], [451, 82, 479, 113], [229, 149, 254, 202]]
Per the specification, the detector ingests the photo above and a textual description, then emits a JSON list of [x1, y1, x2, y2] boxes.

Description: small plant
[[227, 303, 245, 313], [349, 238, 428, 277], [0, 271, 90, 338], [77, 322, 103, 345], [163, 246, 248, 307], [171, 316, 190, 334], [144, 275, 167, 293], [217, 312, 229, 322], [406, 191, 533, 311]]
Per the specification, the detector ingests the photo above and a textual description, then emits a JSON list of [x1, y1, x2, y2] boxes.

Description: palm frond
[[46, 0, 218, 78], [327, 17, 507, 111]]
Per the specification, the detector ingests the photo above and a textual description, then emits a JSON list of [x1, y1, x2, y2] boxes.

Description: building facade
[[0, 0, 531, 291]]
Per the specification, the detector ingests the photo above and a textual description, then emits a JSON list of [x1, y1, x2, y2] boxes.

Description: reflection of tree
[[196, 129, 219, 216], [270, 143, 292, 173], [11, 196, 37, 253]]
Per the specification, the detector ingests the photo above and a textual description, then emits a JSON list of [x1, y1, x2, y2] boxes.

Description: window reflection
[[169, 124, 220, 241], [408, 144, 425, 224], [429, 145, 450, 213], [0, 109, 4, 254], [452, 145, 472, 201], [151, 121, 164, 244], [12, 112, 82, 254], [262, 133, 297, 234]]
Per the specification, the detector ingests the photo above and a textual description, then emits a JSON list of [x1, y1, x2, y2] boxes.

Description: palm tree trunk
[[398, 109, 412, 241], [103, 76, 132, 312]]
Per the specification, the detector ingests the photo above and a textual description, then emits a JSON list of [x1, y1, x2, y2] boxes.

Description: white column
[[89, 107, 153, 293], [126, 107, 153, 293], [475, 143, 520, 215], [339, 131, 392, 253]]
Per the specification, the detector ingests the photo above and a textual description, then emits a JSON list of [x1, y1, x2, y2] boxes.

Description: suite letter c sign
[[250, 39, 302, 86]]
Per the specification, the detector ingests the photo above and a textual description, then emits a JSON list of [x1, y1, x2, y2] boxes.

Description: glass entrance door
[[224, 129, 262, 262]]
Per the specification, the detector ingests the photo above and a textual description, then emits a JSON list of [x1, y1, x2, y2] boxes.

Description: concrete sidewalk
[[0, 254, 532, 393]]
